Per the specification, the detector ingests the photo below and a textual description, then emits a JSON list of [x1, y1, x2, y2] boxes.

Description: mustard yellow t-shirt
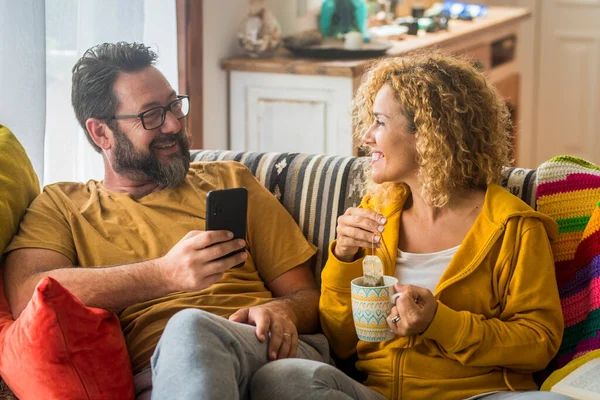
[[6, 161, 317, 373]]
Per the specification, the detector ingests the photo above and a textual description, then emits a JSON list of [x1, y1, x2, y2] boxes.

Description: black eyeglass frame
[[111, 95, 190, 130]]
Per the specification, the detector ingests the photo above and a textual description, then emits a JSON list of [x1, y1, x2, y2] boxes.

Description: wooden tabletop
[[221, 6, 531, 78]]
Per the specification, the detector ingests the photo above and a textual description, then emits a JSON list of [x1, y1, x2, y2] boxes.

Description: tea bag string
[[372, 212, 381, 256]]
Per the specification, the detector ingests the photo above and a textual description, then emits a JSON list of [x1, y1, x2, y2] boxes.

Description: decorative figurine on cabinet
[[320, 0, 369, 42], [238, 0, 282, 57]]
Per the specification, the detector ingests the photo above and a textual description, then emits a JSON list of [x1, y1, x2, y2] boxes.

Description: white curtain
[[0, 0, 46, 181], [44, 0, 178, 185]]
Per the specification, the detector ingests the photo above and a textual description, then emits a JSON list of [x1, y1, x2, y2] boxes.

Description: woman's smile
[[371, 151, 384, 164]]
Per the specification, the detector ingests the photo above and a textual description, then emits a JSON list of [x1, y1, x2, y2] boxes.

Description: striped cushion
[[190, 150, 535, 285]]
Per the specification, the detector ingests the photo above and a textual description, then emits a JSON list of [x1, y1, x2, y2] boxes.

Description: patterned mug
[[351, 275, 400, 342]]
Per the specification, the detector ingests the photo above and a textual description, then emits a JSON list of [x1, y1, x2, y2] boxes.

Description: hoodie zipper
[[387, 224, 505, 399], [392, 348, 402, 399], [391, 335, 418, 399]]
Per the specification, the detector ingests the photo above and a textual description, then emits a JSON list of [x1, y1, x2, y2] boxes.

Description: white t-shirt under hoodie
[[394, 245, 460, 293]]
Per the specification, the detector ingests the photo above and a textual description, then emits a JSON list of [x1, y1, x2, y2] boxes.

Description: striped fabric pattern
[[191, 150, 367, 286], [190, 150, 536, 285], [536, 155, 600, 367], [501, 166, 538, 209]]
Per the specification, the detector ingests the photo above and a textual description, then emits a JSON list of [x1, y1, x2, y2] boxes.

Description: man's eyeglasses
[[112, 95, 190, 130]]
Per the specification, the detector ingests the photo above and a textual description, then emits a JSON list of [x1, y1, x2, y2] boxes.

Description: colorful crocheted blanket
[[536, 156, 600, 368]]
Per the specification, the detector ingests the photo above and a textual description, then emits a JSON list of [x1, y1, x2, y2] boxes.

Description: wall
[[202, 0, 321, 150], [0, 0, 46, 181]]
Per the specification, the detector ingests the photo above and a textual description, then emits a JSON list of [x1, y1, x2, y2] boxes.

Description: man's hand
[[158, 230, 247, 292], [229, 301, 298, 361], [387, 284, 438, 337]]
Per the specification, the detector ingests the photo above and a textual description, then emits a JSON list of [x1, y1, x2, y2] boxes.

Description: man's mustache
[[150, 131, 186, 146]]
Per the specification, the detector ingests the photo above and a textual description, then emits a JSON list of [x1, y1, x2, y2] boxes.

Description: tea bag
[[362, 211, 385, 287], [362, 255, 384, 287]]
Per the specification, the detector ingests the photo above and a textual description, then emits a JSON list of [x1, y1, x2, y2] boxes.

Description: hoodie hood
[[360, 183, 558, 280], [362, 183, 557, 240], [481, 184, 558, 240]]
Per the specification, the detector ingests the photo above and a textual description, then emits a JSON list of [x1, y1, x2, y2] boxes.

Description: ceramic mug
[[351, 275, 401, 342]]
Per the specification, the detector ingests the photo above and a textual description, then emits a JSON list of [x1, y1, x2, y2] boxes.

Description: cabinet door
[[248, 87, 329, 154], [535, 1, 600, 165], [230, 72, 354, 155]]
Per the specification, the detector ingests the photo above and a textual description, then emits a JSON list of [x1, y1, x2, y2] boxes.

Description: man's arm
[[4, 230, 248, 319], [229, 260, 319, 360], [4, 248, 167, 319], [265, 261, 320, 334]]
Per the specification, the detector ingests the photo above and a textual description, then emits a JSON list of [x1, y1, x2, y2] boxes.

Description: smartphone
[[205, 187, 248, 268]]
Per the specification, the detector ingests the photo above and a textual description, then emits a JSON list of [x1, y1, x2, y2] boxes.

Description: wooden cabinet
[[457, 43, 492, 71], [223, 7, 530, 157]]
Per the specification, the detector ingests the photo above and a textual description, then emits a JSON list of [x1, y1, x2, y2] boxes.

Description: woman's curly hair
[[353, 50, 513, 207]]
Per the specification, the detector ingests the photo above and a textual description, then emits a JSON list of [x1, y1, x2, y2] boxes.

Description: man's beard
[[111, 126, 191, 188]]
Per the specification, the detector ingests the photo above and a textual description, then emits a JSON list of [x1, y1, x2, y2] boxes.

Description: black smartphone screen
[[205, 187, 248, 267]]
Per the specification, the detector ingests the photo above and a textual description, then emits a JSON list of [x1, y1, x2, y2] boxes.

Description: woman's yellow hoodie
[[320, 184, 564, 399]]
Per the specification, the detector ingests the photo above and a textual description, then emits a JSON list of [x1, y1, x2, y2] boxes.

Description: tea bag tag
[[362, 255, 384, 287]]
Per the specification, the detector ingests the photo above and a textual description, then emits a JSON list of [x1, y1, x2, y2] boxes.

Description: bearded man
[[3, 42, 328, 400]]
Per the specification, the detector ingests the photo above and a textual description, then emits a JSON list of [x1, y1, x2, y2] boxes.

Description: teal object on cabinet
[[320, 0, 368, 41]]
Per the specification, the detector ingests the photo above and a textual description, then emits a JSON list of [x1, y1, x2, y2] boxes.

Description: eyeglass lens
[[142, 97, 189, 129]]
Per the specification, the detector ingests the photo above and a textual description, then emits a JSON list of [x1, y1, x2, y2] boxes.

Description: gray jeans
[[134, 308, 330, 400], [250, 359, 573, 400]]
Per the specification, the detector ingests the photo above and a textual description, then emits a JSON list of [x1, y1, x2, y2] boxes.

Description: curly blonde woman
[[250, 52, 567, 400]]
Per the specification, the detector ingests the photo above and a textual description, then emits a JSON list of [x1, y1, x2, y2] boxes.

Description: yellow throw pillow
[[0, 125, 40, 254]]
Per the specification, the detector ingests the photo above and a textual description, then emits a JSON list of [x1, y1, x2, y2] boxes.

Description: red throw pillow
[[0, 274, 134, 399]]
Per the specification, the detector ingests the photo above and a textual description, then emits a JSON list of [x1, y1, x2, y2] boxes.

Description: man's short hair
[[71, 42, 158, 152]]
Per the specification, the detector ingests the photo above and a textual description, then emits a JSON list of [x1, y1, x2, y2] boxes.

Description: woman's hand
[[387, 284, 438, 336], [333, 208, 387, 262]]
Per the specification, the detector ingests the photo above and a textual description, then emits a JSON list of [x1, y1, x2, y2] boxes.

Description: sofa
[[1, 147, 597, 399]]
